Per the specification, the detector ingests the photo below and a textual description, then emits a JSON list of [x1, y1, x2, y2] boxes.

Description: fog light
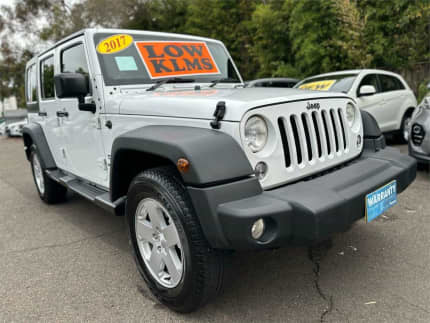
[[356, 134, 362, 147], [254, 162, 268, 180], [251, 218, 265, 240]]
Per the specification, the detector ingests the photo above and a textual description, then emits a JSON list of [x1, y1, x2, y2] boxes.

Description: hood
[[118, 86, 351, 122]]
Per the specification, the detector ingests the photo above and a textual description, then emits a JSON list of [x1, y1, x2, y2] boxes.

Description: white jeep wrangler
[[23, 28, 416, 312]]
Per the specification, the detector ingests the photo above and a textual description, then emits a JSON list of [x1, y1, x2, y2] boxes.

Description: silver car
[[409, 88, 430, 165]]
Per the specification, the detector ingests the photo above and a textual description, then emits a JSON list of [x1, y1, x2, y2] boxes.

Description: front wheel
[[126, 166, 225, 313]]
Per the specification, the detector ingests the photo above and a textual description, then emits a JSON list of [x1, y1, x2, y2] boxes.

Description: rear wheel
[[127, 166, 225, 313], [30, 145, 67, 204]]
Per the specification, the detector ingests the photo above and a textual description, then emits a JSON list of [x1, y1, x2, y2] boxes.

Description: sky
[[0, 0, 50, 52], [0, 0, 15, 8], [0, 0, 77, 53]]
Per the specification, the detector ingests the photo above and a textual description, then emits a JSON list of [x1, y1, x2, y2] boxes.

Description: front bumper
[[188, 138, 416, 250], [409, 124, 430, 164], [409, 143, 430, 164]]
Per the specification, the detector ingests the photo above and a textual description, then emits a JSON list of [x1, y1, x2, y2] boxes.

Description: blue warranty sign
[[365, 181, 397, 223]]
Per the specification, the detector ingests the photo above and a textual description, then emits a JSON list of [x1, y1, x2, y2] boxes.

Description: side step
[[45, 169, 125, 215]]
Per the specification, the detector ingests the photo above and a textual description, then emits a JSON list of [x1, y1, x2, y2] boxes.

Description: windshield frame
[[91, 31, 243, 87]]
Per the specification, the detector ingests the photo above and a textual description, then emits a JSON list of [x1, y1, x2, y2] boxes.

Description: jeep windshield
[[94, 32, 241, 86], [295, 74, 358, 93]]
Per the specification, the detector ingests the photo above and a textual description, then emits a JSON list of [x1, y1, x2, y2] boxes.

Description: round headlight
[[346, 103, 356, 126], [244, 116, 268, 153]]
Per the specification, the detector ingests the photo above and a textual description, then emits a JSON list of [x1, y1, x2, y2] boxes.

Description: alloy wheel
[[135, 198, 184, 288]]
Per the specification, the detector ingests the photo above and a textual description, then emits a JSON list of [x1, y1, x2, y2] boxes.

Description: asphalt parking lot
[[0, 136, 429, 322]]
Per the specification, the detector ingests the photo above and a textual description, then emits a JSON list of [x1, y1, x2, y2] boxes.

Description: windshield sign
[[299, 80, 335, 91], [135, 41, 220, 79], [297, 74, 357, 93]]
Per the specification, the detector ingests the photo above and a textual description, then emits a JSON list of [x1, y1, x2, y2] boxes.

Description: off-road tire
[[126, 166, 225, 313], [29, 145, 67, 204]]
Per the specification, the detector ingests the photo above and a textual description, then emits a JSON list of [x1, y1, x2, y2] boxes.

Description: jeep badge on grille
[[306, 102, 320, 110]]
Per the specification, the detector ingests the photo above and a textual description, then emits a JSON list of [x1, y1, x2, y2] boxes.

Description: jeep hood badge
[[306, 102, 320, 110]]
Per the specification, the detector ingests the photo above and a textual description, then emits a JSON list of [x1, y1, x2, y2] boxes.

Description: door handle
[[56, 111, 69, 117], [38, 112, 47, 117]]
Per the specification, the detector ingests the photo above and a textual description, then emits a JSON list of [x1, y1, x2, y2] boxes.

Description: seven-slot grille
[[277, 108, 348, 168]]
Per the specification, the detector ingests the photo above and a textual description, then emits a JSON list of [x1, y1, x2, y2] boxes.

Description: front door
[[355, 73, 387, 131], [56, 39, 108, 187]]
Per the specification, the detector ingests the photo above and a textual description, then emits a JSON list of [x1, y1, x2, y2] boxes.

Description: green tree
[[287, 0, 349, 78], [357, 0, 430, 70], [1, 0, 429, 96], [333, 0, 373, 69], [185, 0, 258, 80], [125, 0, 188, 33], [0, 62, 12, 116], [0, 38, 33, 109], [249, 1, 298, 78]]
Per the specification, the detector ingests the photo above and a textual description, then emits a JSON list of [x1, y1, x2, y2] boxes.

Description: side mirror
[[54, 73, 96, 113], [358, 85, 376, 97]]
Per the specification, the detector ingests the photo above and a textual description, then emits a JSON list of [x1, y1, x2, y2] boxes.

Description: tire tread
[[128, 166, 224, 312]]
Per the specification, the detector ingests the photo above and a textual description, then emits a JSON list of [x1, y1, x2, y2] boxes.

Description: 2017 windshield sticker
[[299, 80, 336, 91], [97, 34, 133, 54], [135, 41, 220, 79]]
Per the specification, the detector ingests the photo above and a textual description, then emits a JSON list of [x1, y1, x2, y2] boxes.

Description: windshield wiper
[[209, 77, 240, 88], [146, 77, 195, 91]]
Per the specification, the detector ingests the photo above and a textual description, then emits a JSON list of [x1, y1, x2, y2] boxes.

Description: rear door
[[25, 61, 42, 124], [57, 38, 108, 187], [378, 74, 408, 131], [38, 51, 69, 170], [355, 73, 386, 129]]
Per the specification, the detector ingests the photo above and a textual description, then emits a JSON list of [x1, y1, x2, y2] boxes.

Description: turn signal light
[[177, 158, 190, 173]]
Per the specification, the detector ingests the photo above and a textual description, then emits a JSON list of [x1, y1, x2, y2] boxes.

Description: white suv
[[5, 119, 28, 137], [22, 29, 416, 312], [296, 69, 417, 141]]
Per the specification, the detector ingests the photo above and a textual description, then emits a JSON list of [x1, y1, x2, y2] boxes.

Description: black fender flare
[[22, 123, 56, 169], [361, 110, 382, 139], [361, 110, 386, 151], [110, 125, 254, 200]]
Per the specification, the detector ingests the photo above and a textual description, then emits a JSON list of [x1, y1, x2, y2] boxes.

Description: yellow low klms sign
[[299, 80, 336, 91], [97, 34, 133, 54]]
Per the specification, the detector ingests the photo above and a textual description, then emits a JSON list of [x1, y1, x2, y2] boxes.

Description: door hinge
[[103, 158, 108, 171]]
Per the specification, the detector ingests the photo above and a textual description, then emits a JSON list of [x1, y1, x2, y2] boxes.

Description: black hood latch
[[210, 101, 226, 129]]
